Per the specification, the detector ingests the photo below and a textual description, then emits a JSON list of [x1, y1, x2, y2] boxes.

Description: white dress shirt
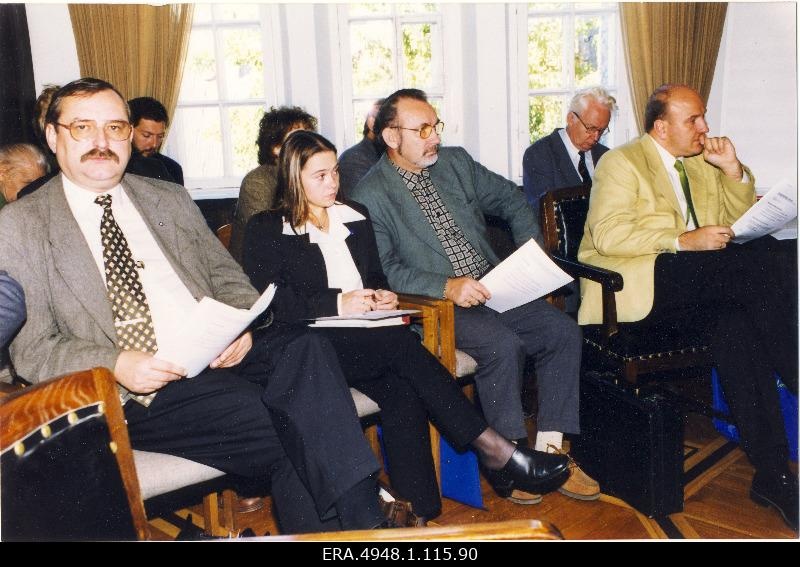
[[63, 175, 198, 353], [282, 203, 366, 314], [559, 128, 596, 178]]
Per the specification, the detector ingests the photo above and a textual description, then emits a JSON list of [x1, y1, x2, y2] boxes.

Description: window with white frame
[[165, 4, 269, 190], [338, 3, 444, 146], [523, 2, 620, 146]]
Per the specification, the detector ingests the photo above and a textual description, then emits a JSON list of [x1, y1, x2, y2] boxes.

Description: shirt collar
[[648, 134, 683, 173], [558, 128, 584, 161], [62, 173, 125, 215], [281, 203, 365, 242]]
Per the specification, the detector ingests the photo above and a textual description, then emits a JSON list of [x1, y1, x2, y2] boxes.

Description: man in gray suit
[[0, 271, 25, 347], [0, 78, 389, 534], [351, 88, 599, 504], [522, 87, 616, 218]]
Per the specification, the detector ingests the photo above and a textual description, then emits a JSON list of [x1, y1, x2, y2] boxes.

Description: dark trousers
[[317, 325, 487, 518], [644, 237, 797, 473], [125, 324, 380, 533], [453, 298, 583, 440]]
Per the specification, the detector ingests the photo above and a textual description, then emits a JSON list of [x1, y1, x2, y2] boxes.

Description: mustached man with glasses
[[522, 87, 616, 220], [352, 88, 600, 505], [0, 78, 416, 534]]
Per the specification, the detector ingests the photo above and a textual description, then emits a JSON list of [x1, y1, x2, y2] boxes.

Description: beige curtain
[[620, 2, 728, 135], [68, 4, 194, 122]]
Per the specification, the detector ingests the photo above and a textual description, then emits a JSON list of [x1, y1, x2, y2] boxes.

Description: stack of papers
[[732, 178, 797, 243], [308, 309, 418, 328], [156, 284, 276, 377]]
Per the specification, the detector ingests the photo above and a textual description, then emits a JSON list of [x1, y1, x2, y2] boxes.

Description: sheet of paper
[[156, 284, 276, 377], [479, 239, 573, 313], [312, 309, 419, 322], [732, 178, 797, 243]]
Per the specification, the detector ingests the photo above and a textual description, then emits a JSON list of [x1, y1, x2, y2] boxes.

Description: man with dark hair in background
[[126, 96, 184, 185]]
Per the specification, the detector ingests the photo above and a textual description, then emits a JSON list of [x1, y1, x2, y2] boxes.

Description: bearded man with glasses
[[352, 88, 600, 506], [522, 87, 617, 219]]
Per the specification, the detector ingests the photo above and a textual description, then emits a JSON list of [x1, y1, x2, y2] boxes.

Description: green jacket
[[351, 146, 540, 298]]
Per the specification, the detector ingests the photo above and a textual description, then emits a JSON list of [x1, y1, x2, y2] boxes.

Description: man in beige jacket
[[579, 84, 797, 532]]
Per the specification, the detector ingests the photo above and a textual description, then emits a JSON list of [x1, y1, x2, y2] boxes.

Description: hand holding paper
[[156, 284, 276, 377], [479, 239, 573, 313]]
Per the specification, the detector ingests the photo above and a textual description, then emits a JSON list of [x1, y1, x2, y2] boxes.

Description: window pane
[[351, 99, 376, 142], [350, 20, 395, 97], [180, 29, 219, 102], [528, 17, 563, 90], [401, 23, 436, 90], [528, 3, 568, 12], [397, 3, 438, 14], [529, 95, 564, 143], [173, 107, 224, 178], [349, 3, 391, 17], [192, 4, 212, 23], [221, 27, 264, 100], [228, 105, 263, 176], [214, 4, 260, 21], [575, 14, 614, 87]]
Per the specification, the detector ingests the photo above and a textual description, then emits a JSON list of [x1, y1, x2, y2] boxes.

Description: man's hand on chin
[[701, 135, 744, 181], [114, 350, 186, 394]]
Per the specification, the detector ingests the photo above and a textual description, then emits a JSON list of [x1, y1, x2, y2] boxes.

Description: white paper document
[[308, 309, 419, 328], [479, 239, 573, 313], [156, 284, 276, 377], [732, 179, 798, 243]]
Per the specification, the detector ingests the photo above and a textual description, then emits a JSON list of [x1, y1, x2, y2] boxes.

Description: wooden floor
[[147, 406, 798, 541]]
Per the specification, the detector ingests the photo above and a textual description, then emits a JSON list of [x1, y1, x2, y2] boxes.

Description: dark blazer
[[337, 137, 381, 198], [242, 201, 389, 322], [522, 128, 609, 216]]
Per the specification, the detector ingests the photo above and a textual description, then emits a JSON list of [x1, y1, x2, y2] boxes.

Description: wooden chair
[[1, 367, 149, 540], [215, 223, 233, 250], [539, 185, 713, 384]]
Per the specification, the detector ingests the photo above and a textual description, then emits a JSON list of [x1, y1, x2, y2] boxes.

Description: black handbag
[[572, 371, 684, 517]]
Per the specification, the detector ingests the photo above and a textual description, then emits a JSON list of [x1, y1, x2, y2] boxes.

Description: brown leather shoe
[[237, 496, 265, 513], [557, 463, 601, 501], [378, 483, 425, 527]]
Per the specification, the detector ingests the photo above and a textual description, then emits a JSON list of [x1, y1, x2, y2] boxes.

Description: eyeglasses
[[571, 112, 609, 137], [55, 119, 132, 142], [390, 120, 444, 140]]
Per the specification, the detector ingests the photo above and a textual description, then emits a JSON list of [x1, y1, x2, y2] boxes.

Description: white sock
[[534, 431, 563, 453]]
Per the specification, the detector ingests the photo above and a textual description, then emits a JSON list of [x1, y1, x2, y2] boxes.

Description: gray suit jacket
[[0, 270, 25, 347], [0, 174, 258, 382], [351, 147, 540, 298], [522, 128, 609, 217]]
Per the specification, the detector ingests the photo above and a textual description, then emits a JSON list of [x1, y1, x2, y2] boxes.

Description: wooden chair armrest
[[397, 293, 457, 376], [552, 256, 622, 338]]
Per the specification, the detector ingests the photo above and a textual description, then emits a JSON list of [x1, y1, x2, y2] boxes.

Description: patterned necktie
[[674, 160, 700, 228], [95, 194, 158, 407], [577, 151, 591, 187]]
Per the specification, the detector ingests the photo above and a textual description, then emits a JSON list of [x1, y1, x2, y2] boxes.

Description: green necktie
[[674, 160, 700, 228]]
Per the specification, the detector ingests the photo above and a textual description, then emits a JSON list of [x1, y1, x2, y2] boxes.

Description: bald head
[[645, 84, 710, 157]]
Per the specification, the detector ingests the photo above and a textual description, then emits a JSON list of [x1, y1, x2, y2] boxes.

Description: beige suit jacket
[[577, 134, 755, 324], [0, 174, 258, 383]]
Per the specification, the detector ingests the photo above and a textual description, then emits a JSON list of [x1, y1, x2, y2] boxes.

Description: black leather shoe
[[750, 469, 798, 532], [482, 447, 570, 497]]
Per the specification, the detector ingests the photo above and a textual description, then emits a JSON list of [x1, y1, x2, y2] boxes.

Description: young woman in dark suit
[[242, 130, 569, 521]]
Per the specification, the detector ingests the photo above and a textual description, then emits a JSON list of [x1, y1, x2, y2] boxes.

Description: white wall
[[707, 2, 797, 190], [25, 2, 797, 189], [25, 4, 80, 94]]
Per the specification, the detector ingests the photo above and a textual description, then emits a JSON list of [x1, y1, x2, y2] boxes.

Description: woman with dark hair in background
[[229, 106, 318, 262], [242, 130, 570, 523]]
